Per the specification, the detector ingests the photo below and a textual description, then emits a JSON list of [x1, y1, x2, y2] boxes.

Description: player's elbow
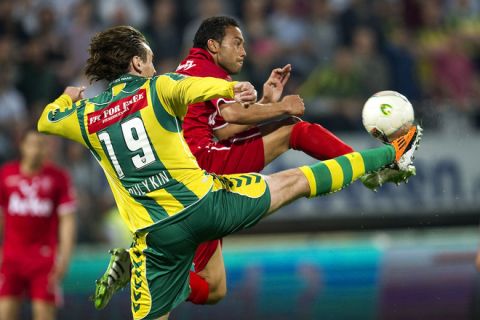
[[37, 105, 54, 133], [37, 117, 48, 134]]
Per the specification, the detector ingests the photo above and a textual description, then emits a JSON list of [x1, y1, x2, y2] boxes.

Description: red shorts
[[193, 239, 223, 273], [192, 128, 265, 272], [0, 255, 60, 304]]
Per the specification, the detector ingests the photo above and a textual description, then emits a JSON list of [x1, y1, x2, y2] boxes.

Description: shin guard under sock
[[299, 145, 395, 197]]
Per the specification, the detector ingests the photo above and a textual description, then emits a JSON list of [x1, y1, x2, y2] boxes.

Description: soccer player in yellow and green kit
[[37, 26, 422, 319]]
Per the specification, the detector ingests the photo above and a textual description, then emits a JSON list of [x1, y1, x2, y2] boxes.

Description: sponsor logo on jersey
[[7, 178, 54, 217], [176, 60, 196, 72], [87, 89, 148, 133], [8, 192, 53, 217]]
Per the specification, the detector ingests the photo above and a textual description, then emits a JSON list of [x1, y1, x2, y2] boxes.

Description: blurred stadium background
[[1, 0, 480, 319]]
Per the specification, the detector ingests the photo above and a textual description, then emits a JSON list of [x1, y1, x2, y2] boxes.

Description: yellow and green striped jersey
[[38, 73, 237, 233]]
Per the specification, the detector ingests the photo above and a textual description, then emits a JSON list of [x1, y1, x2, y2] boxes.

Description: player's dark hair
[[85, 26, 149, 82], [193, 16, 240, 49]]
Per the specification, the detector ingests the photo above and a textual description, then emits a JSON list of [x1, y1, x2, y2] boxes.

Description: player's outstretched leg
[[300, 125, 422, 196], [93, 248, 131, 309], [267, 125, 422, 214], [301, 124, 422, 197], [287, 120, 419, 190], [299, 145, 395, 197]]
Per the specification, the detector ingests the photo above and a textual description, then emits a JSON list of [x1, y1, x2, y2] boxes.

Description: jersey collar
[[108, 74, 145, 88], [187, 48, 230, 79]]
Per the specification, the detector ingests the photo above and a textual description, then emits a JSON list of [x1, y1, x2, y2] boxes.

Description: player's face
[[140, 43, 156, 77], [216, 26, 246, 74], [21, 131, 47, 167]]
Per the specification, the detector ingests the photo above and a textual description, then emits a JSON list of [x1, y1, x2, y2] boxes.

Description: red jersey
[[0, 161, 76, 260], [175, 49, 265, 273], [176, 48, 234, 154]]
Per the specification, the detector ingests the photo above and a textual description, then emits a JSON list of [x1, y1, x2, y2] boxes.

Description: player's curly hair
[[193, 16, 240, 49], [85, 26, 149, 83]]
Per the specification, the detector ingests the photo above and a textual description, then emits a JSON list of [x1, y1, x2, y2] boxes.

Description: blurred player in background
[[95, 16, 417, 309], [37, 25, 421, 319], [0, 129, 76, 320]]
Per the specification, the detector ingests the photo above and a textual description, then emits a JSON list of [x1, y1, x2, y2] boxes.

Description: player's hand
[[234, 81, 257, 105], [63, 86, 86, 103], [281, 95, 304, 116], [47, 265, 66, 291], [261, 64, 291, 103]]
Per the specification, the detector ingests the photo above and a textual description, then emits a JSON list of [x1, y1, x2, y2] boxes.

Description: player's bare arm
[[214, 64, 291, 141], [49, 212, 76, 289], [219, 94, 305, 125], [214, 93, 304, 141]]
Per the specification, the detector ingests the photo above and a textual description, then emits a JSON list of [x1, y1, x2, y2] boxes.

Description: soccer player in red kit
[[95, 17, 415, 309], [174, 18, 357, 305], [0, 130, 76, 320]]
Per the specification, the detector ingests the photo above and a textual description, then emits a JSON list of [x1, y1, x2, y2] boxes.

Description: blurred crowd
[[1, 0, 480, 243]]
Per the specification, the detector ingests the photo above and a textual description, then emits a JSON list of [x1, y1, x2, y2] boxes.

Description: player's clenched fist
[[63, 86, 86, 102], [281, 95, 305, 116], [233, 81, 257, 104]]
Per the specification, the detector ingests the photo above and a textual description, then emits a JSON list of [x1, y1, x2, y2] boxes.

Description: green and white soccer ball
[[362, 90, 414, 142]]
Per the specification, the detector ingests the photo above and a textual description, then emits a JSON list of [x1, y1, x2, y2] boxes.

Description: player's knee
[[207, 282, 227, 304], [283, 117, 302, 136], [286, 116, 302, 125], [272, 117, 300, 143], [278, 116, 301, 132]]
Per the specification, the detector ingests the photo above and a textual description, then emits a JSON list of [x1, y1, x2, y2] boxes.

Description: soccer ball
[[362, 90, 414, 141]]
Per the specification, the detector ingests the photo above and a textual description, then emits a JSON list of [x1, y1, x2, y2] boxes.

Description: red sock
[[187, 271, 209, 304], [290, 121, 354, 160]]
